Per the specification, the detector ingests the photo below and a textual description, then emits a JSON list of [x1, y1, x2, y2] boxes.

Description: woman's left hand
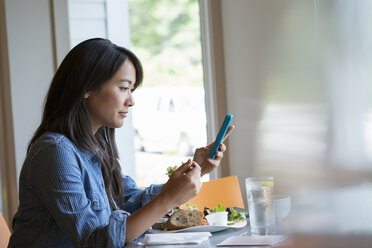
[[193, 125, 235, 177]]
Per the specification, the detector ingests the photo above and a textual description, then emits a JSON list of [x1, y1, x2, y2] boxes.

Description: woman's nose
[[126, 93, 135, 107]]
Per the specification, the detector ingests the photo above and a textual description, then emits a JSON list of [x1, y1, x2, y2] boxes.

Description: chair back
[[181, 175, 245, 210], [0, 212, 11, 248]]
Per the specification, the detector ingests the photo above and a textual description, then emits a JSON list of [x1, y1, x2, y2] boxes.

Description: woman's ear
[[84, 92, 90, 99]]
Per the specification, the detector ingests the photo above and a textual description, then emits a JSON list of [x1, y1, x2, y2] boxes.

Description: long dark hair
[[29, 38, 143, 210]]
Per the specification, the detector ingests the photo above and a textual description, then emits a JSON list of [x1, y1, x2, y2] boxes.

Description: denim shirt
[[8, 133, 163, 248]]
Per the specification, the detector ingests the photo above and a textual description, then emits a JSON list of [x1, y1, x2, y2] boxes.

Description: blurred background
[[1, 0, 372, 239], [222, 0, 372, 235]]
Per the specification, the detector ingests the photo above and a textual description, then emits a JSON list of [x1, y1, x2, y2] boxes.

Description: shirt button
[[93, 199, 98, 205]]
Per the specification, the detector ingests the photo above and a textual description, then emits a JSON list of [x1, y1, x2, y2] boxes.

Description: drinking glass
[[245, 176, 274, 235]]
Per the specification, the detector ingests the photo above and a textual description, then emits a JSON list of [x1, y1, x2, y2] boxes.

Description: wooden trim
[[199, 0, 230, 178], [49, 0, 58, 71], [0, 0, 19, 227]]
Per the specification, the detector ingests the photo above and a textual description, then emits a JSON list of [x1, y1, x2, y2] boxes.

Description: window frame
[[199, 0, 231, 179]]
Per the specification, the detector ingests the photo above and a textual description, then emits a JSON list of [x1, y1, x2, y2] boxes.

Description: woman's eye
[[120, 87, 129, 91]]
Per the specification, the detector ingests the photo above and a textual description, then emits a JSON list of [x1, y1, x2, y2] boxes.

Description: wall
[[0, 0, 18, 224], [5, 0, 55, 179], [68, 0, 107, 47]]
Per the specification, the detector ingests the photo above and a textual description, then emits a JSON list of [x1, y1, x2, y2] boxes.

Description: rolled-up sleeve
[[123, 175, 163, 213], [31, 143, 128, 248]]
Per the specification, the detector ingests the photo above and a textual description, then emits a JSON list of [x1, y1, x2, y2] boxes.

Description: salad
[[203, 204, 247, 225]]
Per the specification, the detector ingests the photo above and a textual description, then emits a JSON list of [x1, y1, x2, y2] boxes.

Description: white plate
[[148, 220, 247, 233]]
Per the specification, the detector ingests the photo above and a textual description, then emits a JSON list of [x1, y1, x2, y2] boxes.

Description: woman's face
[[85, 60, 136, 133]]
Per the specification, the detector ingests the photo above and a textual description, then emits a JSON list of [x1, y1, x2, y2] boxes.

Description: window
[[129, 0, 208, 186]]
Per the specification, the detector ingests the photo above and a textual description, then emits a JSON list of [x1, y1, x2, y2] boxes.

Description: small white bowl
[[205, 211, 228, 226], [273, 195, 291, 219]]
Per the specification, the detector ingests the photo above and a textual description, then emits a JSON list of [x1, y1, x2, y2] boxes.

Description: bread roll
[[166, 209, 204, 230]]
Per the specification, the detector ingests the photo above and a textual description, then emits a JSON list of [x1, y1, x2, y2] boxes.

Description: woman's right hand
[[125, 159, 201, 242], [159, 159, 202, 209]]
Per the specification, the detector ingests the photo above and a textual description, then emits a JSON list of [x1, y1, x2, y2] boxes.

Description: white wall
[[5, 0, 55, 178], [68, 0, 107, 47]]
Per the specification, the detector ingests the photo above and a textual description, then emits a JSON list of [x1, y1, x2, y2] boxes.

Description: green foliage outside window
[[129, 0, 203, 87]]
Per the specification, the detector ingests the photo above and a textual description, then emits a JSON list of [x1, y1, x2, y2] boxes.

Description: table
[[127, 219, 294, 248], [126, 220, 372, 248], [126, 224, 249, 248]]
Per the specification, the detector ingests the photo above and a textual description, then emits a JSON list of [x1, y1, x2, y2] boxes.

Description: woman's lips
[[119, 112, 128, 117]]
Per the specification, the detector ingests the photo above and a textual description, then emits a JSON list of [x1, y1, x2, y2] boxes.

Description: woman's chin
[[115, 120, 125, 128], [104, 121, 124, 129]]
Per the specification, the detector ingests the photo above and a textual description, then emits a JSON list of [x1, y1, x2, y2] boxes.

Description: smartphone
[[208, 113, 233, 159]]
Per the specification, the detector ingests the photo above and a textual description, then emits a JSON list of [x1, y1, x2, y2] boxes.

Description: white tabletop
[[126, 218, 372, 248], [126, 219, 293, 248]]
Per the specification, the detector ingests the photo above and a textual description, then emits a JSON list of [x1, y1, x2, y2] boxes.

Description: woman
[[8, 38, 233, 247]]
